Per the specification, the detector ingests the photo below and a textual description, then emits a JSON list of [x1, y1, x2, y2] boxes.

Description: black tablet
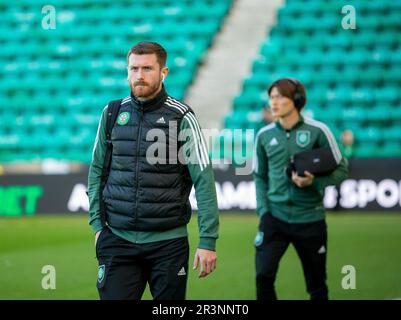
[[293, 147, 339, 177]]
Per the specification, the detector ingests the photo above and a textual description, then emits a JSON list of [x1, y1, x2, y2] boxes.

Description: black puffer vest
[[103, 87, 193, 231]]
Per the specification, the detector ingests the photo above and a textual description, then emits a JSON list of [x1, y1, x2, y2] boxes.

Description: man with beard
[[88, 42, 219, 300]]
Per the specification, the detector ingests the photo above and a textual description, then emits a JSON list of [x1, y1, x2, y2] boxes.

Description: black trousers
[[255, 212, 328, 300], [95, 227, 189, 300]]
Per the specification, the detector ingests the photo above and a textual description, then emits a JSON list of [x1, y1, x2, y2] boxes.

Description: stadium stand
[[0, 0, 232, 163], [225, 0, 401, 159]]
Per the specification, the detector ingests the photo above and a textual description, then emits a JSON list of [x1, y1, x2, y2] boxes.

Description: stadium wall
[[1, 159, 401, 216]]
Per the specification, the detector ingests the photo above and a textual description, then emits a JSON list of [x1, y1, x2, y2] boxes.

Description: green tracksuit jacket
[[253, 116, 348, 223]]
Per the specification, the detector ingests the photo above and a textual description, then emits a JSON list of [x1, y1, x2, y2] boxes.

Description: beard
[[130, 78, 162, 99]]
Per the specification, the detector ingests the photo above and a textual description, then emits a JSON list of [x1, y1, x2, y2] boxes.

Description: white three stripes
[[121, 96, 131, 105], [304, 118, 342, 164], [165, 97, 209, 171], [253, 123, 276, 173]]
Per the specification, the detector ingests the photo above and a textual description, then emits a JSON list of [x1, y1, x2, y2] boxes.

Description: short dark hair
[[126, 41, 167, 67], [268, 78, 307, 111]]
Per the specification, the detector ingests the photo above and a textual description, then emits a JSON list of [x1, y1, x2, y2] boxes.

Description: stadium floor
[[0, 212, 400, 300]]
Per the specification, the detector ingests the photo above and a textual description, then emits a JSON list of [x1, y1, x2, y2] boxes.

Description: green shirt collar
[[275, 115, 304, 131]]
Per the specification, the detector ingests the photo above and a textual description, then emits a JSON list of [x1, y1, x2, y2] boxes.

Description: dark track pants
[[255, 212, 328, 300], [95, 227, 189, 300]]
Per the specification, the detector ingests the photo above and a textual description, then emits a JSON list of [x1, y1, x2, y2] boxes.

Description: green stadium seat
[[354, 143, 379, 158], [224, 112, 246, 129], [380, 142, 401, 157], [228, 0, 401, 159], [0, 0, 233, 163]]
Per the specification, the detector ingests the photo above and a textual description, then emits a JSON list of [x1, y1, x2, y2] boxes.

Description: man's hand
[[95, 230, 102, 246], [193, 248, 217, 278], [292, 171, 314, 188]]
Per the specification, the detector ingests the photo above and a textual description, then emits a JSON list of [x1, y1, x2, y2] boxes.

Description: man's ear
[[161, 67, 169, 81]]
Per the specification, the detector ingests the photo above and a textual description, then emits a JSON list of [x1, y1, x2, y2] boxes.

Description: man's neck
[[278, 110, 300, 130]]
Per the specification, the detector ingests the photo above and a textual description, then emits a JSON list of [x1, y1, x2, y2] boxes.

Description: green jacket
[[88, 95, 219, 250], [253, 116, 348, 223]]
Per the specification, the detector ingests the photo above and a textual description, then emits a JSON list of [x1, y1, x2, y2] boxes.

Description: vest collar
[[130, 85, 167, 112]]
